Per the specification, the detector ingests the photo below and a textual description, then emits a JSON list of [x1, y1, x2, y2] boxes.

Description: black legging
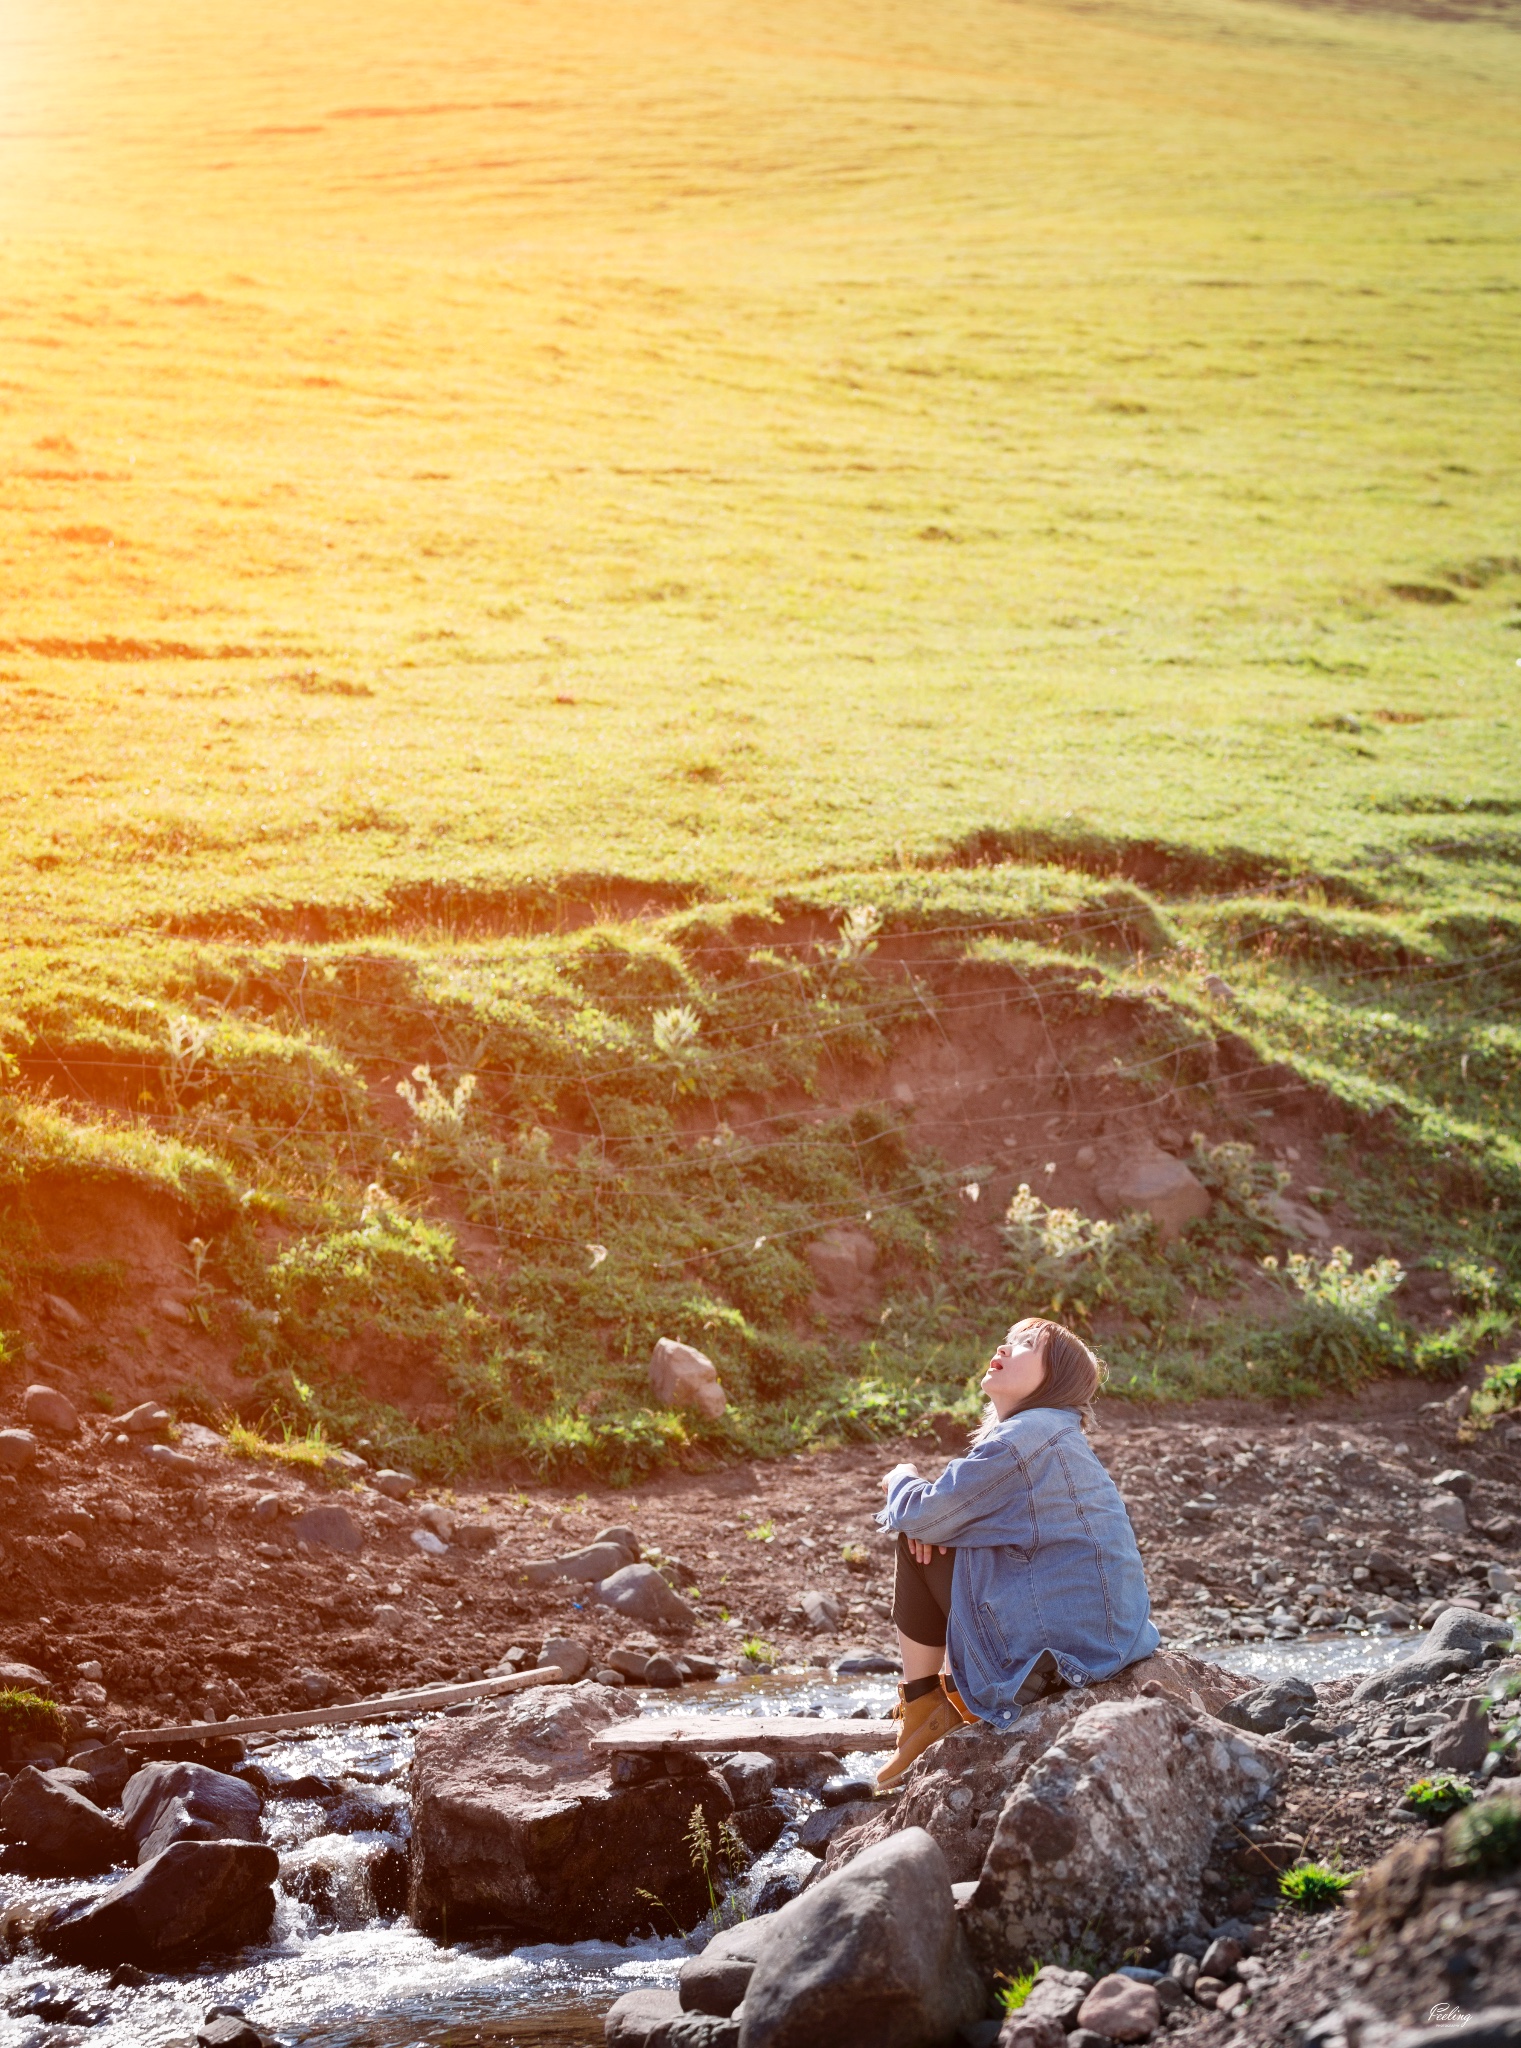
[[891, 1533, 1063, 1701], [891, 1532, 956, 1645]]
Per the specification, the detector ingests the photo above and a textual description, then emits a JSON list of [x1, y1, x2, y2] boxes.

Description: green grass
[[0, 1687, 67, 1751], [998, 1968, 1040, 2016], [1444, 1795, 1521, 1879], [1279, 1862, 1359, 1910], [0, 0, 1518, 1476]]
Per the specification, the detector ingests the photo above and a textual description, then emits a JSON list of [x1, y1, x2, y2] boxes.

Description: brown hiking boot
[[875, 1679, 969, 1789]]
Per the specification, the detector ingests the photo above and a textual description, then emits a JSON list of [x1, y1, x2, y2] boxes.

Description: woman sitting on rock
[[875, 1316, 1157, 1786]]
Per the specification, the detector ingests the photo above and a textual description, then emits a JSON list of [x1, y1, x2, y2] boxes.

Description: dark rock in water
[[680, 1917, 773, 2015], [835, 1653, 903, 1676], [679, 1654, 721, 1681], [409, 1681, 735, 1942], [755, 1870, 807, 1915], [644, 1654, 685, 1689], [122, 1761, 263, 1863], [820, 1775, 875, 1808], [1217, 1676, 1316, 1734], [1355, 1607, 1514, 1704], [798, 1802, 869, 1856], [740, 1827, 985, 2048], [67, 1741, 136, 1805], [235, 1761, 337, 1801], [604, 1986, 682, 2045], [730, 1798, 787, 1855], [716, 1753, 777, 1804], [36, 1838, 281, 1968], [198, 2015, 265, 2048], [0, 1765, 130, 1874], [595, 1562, 698, 1628]]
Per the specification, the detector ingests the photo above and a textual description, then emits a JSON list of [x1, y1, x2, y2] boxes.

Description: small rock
[[595, 1524, 641, 1559], [24, 1384, 80, 1436], [800, 1590, 842, 1634], [680, 1918, 771, 2015], [796, 1802, 867, 1855], [1000, 2014, 1066, 2048], [606, 1648, 653, 1682], [290, 1504, 364, 1554], [1431, 1468, 1475, 1498], [252, 1495, 282, 1522], [819, 1774, 874, 1807], [604, 1988, 683, 2046], [1077, 1976, 1161, 2042], [144, 1444, 198, 1484], [115, 1402, 171, 1434], [681, 1654, 721, 1681], [372, 1469, 416, 1500], [1068, 2031, 1118, 2048], [717, 1753, 777, 1804], [373, 1604, 406, 1635], [1264, 1194, 1332, 1242], [156, 1296, 193, 1323], [595, 1562, 699, 1627], [1096, 1146, 1210, 1242], [594, 1667, 626, 1687], [1168, 1955, 1199, 1991], [1155, 1978, 1185, 2013], [1075, 1145, 1097, 1169], [198, 2019, 264, 2048], [1425, 1494, 1468, 1537], [454, 1522, 496, 1550], [0, 1428, 38, 1471], [531, 1540, 632, 1584], [1355, 1606, 1513, 1703], [411, 1528, 448, 1557], [643, 1653, 685, 1689], [834, 1652, 902, 1676], [1488, 1564, 1515, 1595], [299, 1670, 333, 1704], [648, 1337, 727, 1420], [1200, 1936, 1243, 1980], [1193, 1977, 1226, 2008], [40, 1292, 88, 1330], [68, 1742, 135, 1804], [1219, 1677, 1316, 1734], [536, 1637, 592, 1682], [1428, 1695, 1491, 1773], [0, 1658, 55, 1695], [416, 1503, 454, 1541]]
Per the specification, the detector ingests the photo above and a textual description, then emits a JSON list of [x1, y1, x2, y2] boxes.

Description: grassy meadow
[[0, 0, 1518, 1473]]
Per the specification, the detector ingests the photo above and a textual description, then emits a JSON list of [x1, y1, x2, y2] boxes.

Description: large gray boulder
[[0, 1765, 130, 1874], [963, 1695, 1281, 1970], [121, 1760, 263, 1863], [34, 1838, 280, 1967], [409, 1681, 736, 1942], [820, 1650, 1249, 1885], [738, 1827, 985, 2048], [1354, 1608, 1514, 1704]]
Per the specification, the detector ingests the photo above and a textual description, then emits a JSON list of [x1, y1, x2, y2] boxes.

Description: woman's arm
[[877, 1433, 1028, 1546]]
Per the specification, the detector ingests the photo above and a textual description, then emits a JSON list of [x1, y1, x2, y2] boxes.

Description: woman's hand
[[881, 1461, 920, 1494], [907, 1536, 948, 1565]]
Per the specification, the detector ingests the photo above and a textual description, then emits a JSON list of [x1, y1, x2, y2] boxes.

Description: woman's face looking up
[[980, 1323, 1046, 1417]]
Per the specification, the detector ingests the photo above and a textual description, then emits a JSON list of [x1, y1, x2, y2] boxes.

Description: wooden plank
[[590, 1714, 894, 1755], [119, 1664, 564, 1745]]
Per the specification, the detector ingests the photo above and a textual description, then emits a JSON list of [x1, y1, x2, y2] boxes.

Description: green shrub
[[1444, 1796, 1521, 1879], [1279, 1862, 1358, 1910], [1403, 1775, 1476, 1821], [998, 1967, 1039, 2015]]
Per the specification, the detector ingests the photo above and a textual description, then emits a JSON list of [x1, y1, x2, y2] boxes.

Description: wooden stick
[[119, 1665, 564, 1745], [590, 1714, 894, 1756]]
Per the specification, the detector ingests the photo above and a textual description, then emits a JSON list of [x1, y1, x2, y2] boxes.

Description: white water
[[0, 1638, 1422, 2045]]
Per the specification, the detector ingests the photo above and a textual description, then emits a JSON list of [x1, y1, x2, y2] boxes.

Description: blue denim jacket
[[877, 1406, 1158, 1729]]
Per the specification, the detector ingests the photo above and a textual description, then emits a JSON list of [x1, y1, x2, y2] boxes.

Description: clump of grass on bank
[[0, 1688, 67, 1751], [1280, 1863, 1358, 1912]]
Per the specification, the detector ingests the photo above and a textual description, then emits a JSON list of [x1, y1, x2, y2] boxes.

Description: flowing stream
[[0, 1631, 1428, 2047]]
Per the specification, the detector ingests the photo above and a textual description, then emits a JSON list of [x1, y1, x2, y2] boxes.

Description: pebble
[[415, 1503, 453, 1541], [0, 1428, 38, 1471], [410, 1528, 448, 1556], [643, 1654, 684, 1689], [373, 1469, 417, 1500], [24, 1385, 80, 1437], [116, 1402, 171, 1434], [291, 1504, 364, 1554], [41, 1292, 88, 1330], [372, 1604, 407, 1635], [537, 1637, 592, 1682], [1076, 1976, 1161, 2041], [594, 1666, 627, 1687], [144, 1443, 199, 1483]]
